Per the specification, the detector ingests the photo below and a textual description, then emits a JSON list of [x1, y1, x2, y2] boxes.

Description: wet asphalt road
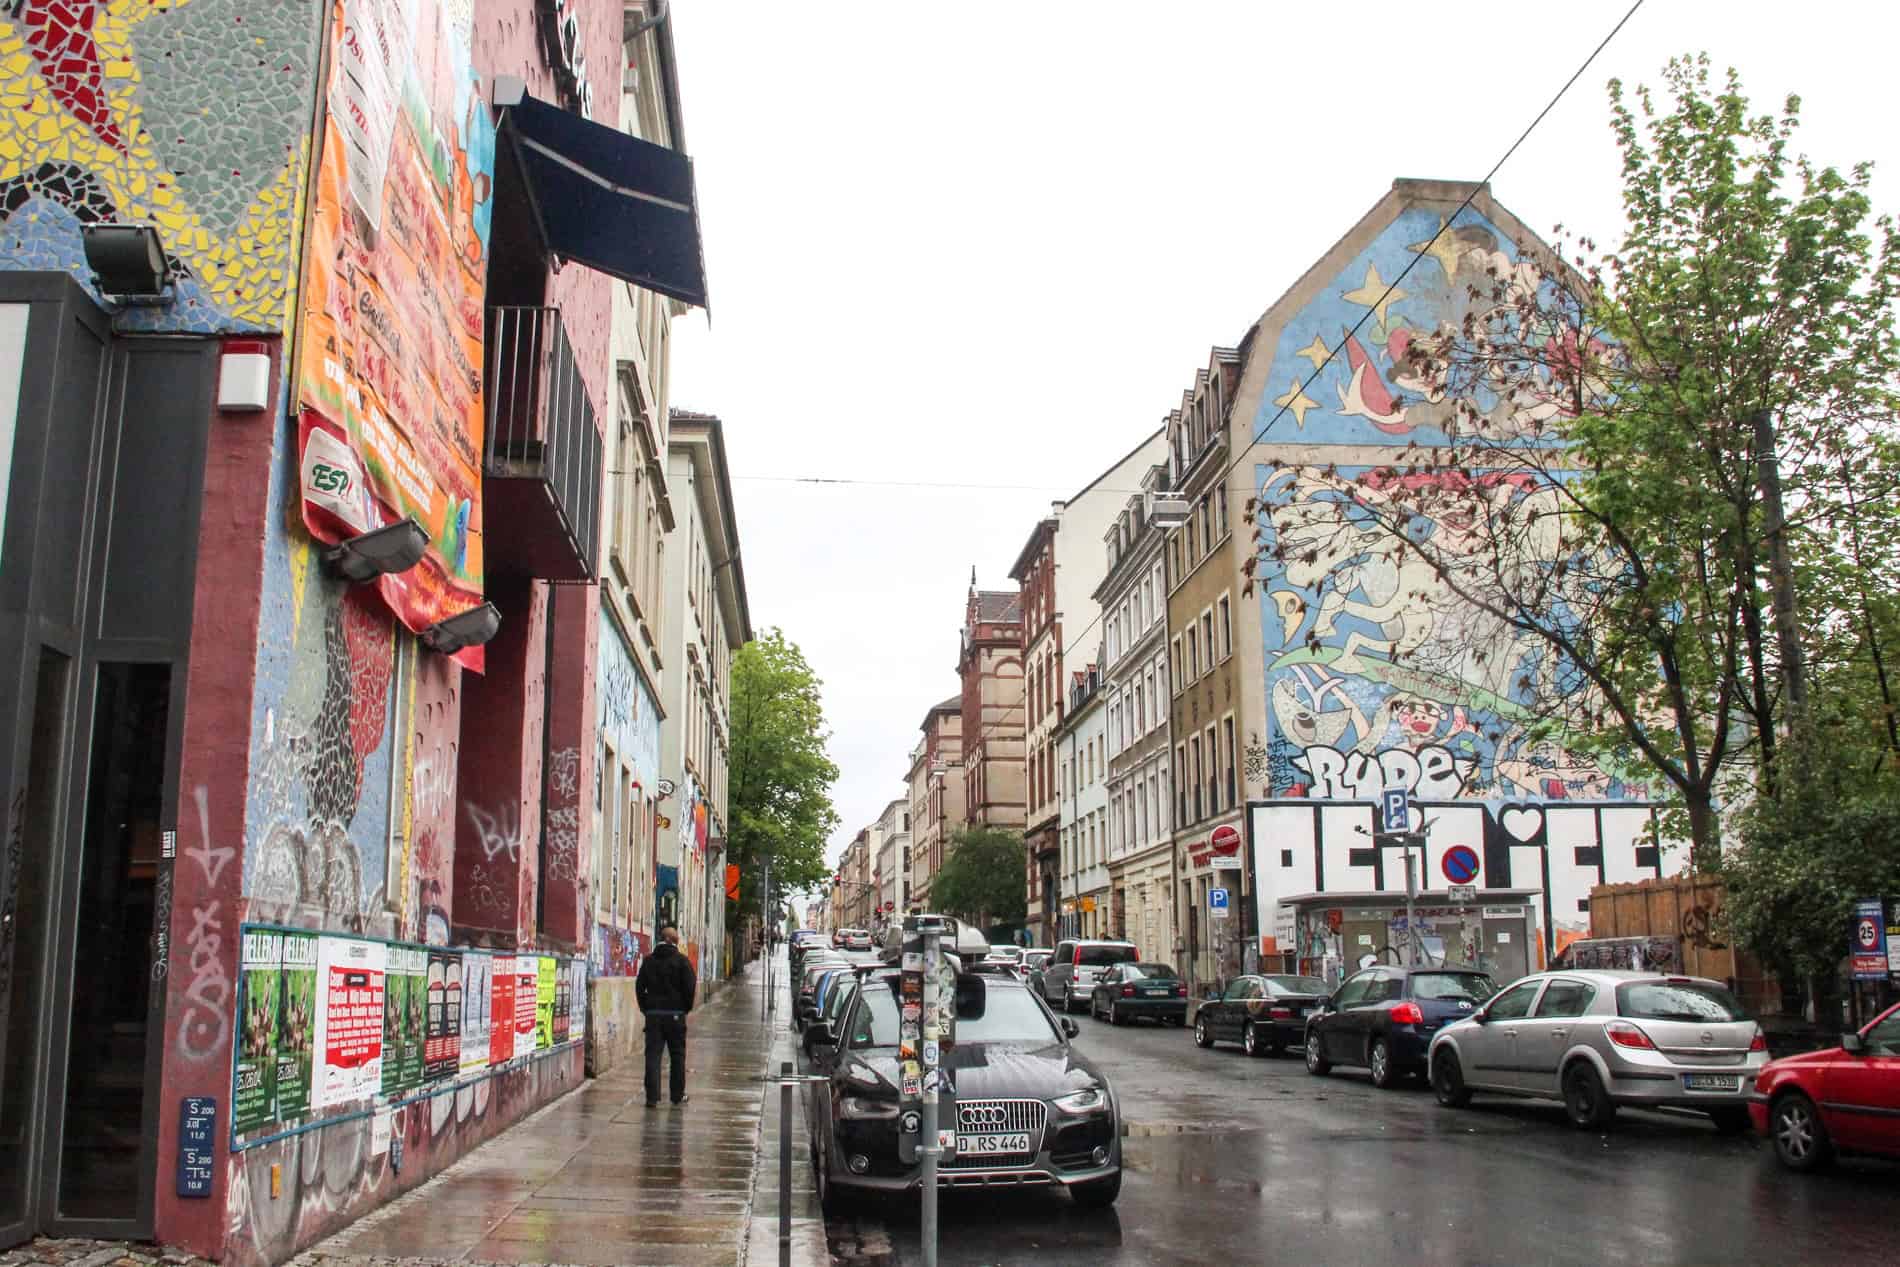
[[835, 1002, 1896, 1267]]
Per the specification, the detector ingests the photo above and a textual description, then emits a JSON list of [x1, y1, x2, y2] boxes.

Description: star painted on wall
[[1273, 379, 1320, 429], [1342, 263, 1407, 330], [1407, 219, 1465, 281], [1295, 335, 1331, 370]]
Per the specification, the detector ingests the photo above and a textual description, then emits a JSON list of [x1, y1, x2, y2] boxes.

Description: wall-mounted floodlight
[[323, 519, 429, 583], [82, 223, 173, 300], [423, 602, 502, 655]]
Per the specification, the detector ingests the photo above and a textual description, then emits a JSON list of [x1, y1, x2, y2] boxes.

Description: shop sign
[[535, 0, 594, 117]]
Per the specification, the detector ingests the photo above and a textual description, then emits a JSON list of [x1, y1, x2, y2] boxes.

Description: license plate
[[1682, 1074, 1741, 1092], [1140, 987, 1171, 996], [960, 1132, 1032, 1156], [1300, 1007, 1314, 1018]]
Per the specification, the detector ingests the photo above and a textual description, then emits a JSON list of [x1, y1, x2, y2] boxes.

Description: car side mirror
[[804, 1021, 835, 1050], [1843, 1032, 1865, 1055], [1061, 1017, 1080, 1038], [1471, 1007, 1489, 1024]]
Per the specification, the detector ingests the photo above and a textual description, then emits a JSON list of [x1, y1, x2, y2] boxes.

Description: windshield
[[849, 977, 1061, 1048], [1262, 975, 1329, 996], [1077, 945, 1138, 967], [1411, 972, 1500, 1004], [1617, 980, 1745, 1022], [1124, 963, 1179, 980]]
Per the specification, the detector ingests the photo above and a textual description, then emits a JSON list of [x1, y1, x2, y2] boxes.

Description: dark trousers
[[645, 1013, 687, 1103]]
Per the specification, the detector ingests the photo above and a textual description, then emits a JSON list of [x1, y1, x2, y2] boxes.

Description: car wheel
[[1244, 1021, 1266, 1058], [1111, 1003, 1126, 1026], [1562, 1062, 1617, 1130], [816, 1138, 856, 1216], [1194, 1013, 1215, 1049], [1369, 1037, 1399, 1089], [1770, 1093, 1834, 1172], [1709, 1107, 1751, 1136], [1071, 1170, 1122, 1209], [1305, 1029, 1331, 1075], [1432, 1049, 1472, 1108], [1063, 986, 1078, 1014]]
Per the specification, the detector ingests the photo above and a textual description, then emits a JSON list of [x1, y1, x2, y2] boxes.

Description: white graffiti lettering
[[176, 786, 235, 1061], [1295, 744, 1473, 800], [548, 746, 580, 801], [466, 802, 518, 861]]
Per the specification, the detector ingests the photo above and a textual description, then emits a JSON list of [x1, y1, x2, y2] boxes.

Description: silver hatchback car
[[1427, 970, 1766, 1132]]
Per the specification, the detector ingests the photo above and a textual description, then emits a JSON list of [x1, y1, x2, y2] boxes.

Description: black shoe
[[645, 1100, 659, 1109], [672, 1094, 691, 1106]]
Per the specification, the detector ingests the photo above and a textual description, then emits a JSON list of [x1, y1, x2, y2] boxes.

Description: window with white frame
[[1218, 593, 1232, 659]]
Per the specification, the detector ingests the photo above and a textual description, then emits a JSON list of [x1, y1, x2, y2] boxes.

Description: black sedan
[[801, 968, 1122, 1212], [1088, 963, 1188, 1026], [1304, 965, 1499, 1088], [1192, 974, 1330, 1057]]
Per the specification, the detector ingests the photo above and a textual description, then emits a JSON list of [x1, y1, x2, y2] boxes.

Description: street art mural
[[0, 0, 321, 332], [1248, 202, 1678, 951]]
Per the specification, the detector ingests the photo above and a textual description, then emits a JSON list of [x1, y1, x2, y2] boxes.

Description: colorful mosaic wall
[[0, 0, 321, 332]]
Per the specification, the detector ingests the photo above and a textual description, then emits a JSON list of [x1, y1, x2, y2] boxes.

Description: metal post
[[1403, 848, 1418, 967], [778, 1059, 793, 1267], [919, 925, 941, 1267]]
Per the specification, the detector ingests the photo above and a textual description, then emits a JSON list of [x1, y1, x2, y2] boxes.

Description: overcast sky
[[662, 1, 1897, 876]]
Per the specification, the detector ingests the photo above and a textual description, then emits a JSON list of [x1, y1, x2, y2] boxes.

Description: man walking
[[636, 925, 696, 1107]]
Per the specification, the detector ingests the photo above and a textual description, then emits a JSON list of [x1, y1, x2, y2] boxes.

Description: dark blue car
[[1304, 966, 1499, 1089]]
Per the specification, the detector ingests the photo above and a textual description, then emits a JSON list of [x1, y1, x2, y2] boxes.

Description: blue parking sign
[[1209, 887, 1230, 912], [1381, 787, 1410, 833]]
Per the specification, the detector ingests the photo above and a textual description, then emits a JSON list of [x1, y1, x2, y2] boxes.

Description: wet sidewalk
[[296, 953, 826, 1267]]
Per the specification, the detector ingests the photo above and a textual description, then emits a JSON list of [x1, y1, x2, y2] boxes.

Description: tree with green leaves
[[929, 827, 1026, 928], [727, 629, 841, 921], [1249, 55, 1900, 871]]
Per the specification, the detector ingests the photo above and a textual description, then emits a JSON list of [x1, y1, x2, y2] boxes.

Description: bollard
[[779, 1059, 794, 1267]]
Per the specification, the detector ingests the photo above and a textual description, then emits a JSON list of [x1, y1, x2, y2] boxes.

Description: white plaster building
[[1055, 660, 1111, 940]]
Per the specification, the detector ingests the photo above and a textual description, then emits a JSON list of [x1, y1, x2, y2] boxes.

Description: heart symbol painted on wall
[[1500, 806, 1545, 842]]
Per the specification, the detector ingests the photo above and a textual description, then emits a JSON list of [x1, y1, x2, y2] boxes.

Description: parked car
[[839, 928, 874, 951], [1429, 970, 1766, 1131], [795, 956, 850, 1028], [987, 945, 1025, 966], [1022, 948, 1053, 978], [803, 973, 860, 1059], [1750, 1000, 1900, 1170], [1089, 963, 1188, 1026], [1193, 974, 1330, 1056], [802, 967, 1121, 1212], [1038, 939, 1140, 1013], [1306, 965, 1500, 1088]]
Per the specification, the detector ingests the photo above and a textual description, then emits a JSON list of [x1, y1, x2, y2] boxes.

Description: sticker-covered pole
[[919, 923, 941, 1267]]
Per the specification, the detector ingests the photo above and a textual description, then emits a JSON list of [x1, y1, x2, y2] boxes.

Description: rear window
[[1617, 980, 1745, 1022], [1410, 972, 1499, 1004], [1262, 976, 1329, 996], [1078, 944, 1138, 967], [1125, 963, 1178, 980]]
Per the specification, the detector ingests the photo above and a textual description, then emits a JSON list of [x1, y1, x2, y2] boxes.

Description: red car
[[1750, 1001, 1900, 1171]]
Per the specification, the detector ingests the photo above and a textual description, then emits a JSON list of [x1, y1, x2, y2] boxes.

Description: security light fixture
[[81, 223, 173, 299], [422, 602, 502, 655], [322, 519, 429, 583]]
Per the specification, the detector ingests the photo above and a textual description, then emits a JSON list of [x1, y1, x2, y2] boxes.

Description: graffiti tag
[[175, 787, 236, 1061], [466, 802, 518, 861], [1294, 744, 1473, 800]]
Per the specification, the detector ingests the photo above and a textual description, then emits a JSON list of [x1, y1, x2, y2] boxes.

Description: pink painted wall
[[157, 335, 281, 1256]]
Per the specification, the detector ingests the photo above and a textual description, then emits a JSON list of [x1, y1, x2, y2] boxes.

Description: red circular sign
[[1210, 824, 1241, 852]]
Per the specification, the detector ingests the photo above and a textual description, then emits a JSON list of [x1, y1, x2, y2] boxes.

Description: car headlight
[[840, 1095, 899, 1119], [1052, 1086, 1108, 1114]]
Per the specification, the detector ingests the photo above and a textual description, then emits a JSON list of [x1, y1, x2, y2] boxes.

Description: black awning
[[499, 88, 708, 309]]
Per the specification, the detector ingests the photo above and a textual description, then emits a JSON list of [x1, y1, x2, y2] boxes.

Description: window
[[1200, 611, 1214, 668], [1616, 981, 1746, 1022], [1484, 980, 1542, 1020], [1218, 595, 1232, 659], [1176, 744, 1188, 823], [1223, 717, 1236, 808], [1190, 737, 1203, 821], [1171, 638, 1182, 691], [1532, 980, 1596, 1018], [1333, 973, 1377, 1008], [1205, 724, 1218, 813], [1200, 498, 1211, 552], [1187, 628, 1199, 680]]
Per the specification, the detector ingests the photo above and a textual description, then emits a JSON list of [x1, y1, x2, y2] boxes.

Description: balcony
[[484, 306, 603, 582]]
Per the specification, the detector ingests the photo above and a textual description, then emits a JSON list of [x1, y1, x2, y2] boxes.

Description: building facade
[[0, 0, 708, 1258], [907, 696, 964, 911], [1164, 346, 1250, 989], [1055, 664, 1110, 942], [874, 797, 909, 931], [1099, 465, 1177, 960], [658, 412, 750, 988], [957, 585, 1025, 834], [1234, 180, 1674, 982]]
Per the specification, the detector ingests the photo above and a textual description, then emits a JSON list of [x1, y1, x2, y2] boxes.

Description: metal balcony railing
[[484, 306, 602, 581]]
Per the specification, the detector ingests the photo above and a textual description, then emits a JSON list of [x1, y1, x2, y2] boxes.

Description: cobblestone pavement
[[0, 1241, 214, 1267]]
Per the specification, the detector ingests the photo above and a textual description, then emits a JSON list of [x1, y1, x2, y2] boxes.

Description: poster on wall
[[234, 930, 282, 1136], [515, 958, 538, 1057], [293, 0, 497, 671], [552, 961, 570, 1045], [278, 933, 319, 1120], [535, 957, 556, 1051], [460, 950, 492, 1076], [489, 955, 515, 1066], [567, 959, 588, 1042], [313, 937, 386, 1109], [382, 945, 426, 1097], [425, 949, 462, 1082]]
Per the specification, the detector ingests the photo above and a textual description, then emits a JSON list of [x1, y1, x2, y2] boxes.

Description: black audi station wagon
[[800, 966, 1122, 1211]]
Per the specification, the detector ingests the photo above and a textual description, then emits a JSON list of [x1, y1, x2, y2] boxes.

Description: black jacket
[[637, 942, 696, 1015]]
